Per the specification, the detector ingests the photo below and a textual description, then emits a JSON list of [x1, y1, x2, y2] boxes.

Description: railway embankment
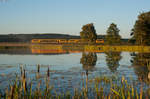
[[0, 43, 150, 53]]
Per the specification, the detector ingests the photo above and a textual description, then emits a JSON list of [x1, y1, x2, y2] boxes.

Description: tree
[[80, 23, 97, 44], [106, 23, 121, 45], [131, 11, 150, 45]]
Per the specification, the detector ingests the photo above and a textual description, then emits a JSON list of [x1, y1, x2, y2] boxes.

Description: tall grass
[[0, 65, 150, 99]]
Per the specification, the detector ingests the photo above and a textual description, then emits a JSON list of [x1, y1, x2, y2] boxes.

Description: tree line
[[80, 11, 150, 45]]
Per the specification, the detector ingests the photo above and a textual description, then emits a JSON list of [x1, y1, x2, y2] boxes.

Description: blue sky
[[0, 0, 150, 38]]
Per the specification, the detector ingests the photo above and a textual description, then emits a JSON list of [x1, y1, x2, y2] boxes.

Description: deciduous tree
[[80, 23, 97, 44], [131, 11, 150, 45], [106, 23, 121, 45]]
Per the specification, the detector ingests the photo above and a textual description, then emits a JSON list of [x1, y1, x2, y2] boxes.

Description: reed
[[47, 66, 50, 78], [37, 64, 40, 73], [1, 68, 150, 99]]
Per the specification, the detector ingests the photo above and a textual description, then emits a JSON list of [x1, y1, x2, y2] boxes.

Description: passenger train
[[31, 39, 104, 44]]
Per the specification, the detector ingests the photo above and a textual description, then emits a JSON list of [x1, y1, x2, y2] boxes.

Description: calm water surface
[[0, 49, 150, 93]]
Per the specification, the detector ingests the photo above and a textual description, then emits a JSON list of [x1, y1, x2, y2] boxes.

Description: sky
[[0, 0, 150, 38]]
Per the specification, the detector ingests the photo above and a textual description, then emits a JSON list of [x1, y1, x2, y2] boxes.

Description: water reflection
[[0, 48, 31, 55], [1, 45, 150, 94], [80, 52, 97, 71], [131, 52, 150, 83], [0, 45, 83, 55], [105, 51, 122, 73], [80, 52, 97, 95]]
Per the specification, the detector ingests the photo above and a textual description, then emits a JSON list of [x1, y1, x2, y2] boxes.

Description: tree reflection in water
[[131, 52, 150, 83], [105, 51, 122, 73], [80, 52, 97, 71], [80, 52, 97, 94]]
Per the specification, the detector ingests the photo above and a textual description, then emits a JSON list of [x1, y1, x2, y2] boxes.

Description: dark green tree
[[106, 23, 121, 45], [105, 51, 122, 73], [131, 11, 150, 45], [80, 23, 97, 44]]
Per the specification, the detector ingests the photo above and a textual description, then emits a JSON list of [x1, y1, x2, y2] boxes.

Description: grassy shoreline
[[0, 72, 150, 99]]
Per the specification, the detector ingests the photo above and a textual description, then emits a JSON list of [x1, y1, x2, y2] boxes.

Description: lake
[[0, 47, 150, 96]]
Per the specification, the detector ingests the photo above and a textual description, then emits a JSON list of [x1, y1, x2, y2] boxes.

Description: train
[[31, 39, 104, 44]]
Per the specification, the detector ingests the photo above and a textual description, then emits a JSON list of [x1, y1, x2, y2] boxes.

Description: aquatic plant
[[0, 66, 150, 99]]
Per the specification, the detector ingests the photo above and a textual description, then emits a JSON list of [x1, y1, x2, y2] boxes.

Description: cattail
[[47, 67, 50, 77], [121, 76, 125, 83], [37, 64, 40, 73], [23, 69, 26, 79], [20, 64, 23, 77], [148, 72, 150, 80], [22, 69, 27, 92], [10, 85, 14, 99], [140, 85, 143, 99]]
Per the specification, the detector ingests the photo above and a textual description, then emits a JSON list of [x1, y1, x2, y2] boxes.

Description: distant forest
[[0, 33, 107, 43]]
